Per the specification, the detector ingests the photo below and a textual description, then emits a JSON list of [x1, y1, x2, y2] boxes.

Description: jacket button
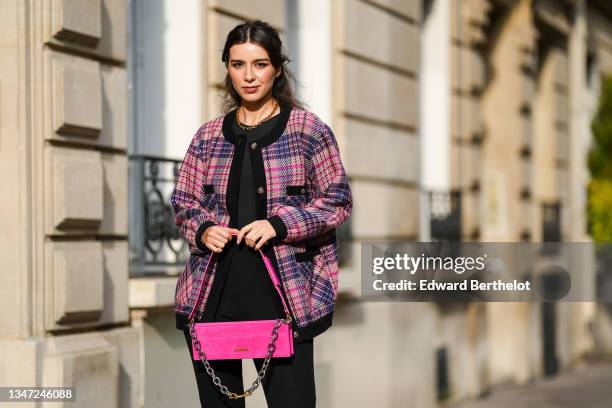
[[300, 188, 306, 194], [257, 186, 264, 194], [251, 142, 257, 149]]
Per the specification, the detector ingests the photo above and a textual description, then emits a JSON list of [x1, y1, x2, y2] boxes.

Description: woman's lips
[[243, 86, 259, 94]]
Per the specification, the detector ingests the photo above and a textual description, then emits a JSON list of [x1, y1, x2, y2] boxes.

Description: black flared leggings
[[183, 328, 315, 408]]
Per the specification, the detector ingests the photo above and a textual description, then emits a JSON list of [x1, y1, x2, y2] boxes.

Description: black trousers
[[183, 328, 316, 407]]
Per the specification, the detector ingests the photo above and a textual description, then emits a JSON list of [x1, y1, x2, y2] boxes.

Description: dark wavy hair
[[220, 20, 305, 114]]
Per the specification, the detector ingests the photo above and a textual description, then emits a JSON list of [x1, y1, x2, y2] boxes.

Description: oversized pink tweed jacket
[[171, 101, 352, 339]]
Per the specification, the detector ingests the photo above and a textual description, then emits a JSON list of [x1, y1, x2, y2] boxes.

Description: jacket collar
[[221, 100, 292, 148]]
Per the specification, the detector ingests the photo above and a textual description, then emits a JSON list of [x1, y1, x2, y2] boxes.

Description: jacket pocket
[[286, 185, 307, 196], [293, 247, 318, 288], [201, 184, 217, 212], [285, 185, 308, 207], [294, 246, 320, 263]]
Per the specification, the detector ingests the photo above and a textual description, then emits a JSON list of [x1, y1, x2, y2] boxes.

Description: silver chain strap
[[188, 318, 288, 399]]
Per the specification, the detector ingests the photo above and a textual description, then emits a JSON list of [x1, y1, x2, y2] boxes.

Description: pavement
[[450, 361, 612, 408]]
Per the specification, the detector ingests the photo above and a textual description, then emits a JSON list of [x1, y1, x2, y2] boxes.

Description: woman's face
[[227, 42, 280, 105]]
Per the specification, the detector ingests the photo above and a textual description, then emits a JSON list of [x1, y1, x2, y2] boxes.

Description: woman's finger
[[211, 236, 228, 248], [248, 228, 265, 248], [254, 229, 270, 250], [213, 229, 230, 241], [238, 223, 254, 244], [206, 241, 221, 253], [254, 232, 270, 250], [211, 231, 229, 245], [208, 238, 223, 250]]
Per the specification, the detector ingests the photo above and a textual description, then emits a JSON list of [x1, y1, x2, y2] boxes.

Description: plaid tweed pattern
[[171, 107, 352, 329]]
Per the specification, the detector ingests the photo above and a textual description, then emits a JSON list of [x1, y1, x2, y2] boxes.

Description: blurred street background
[[452, 360, 612, 408]]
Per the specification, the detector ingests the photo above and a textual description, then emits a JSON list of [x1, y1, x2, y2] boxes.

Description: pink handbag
[[187, 231, 294, 399]]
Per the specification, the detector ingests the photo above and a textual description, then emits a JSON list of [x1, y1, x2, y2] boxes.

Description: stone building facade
[[0, 0, 139, 406]]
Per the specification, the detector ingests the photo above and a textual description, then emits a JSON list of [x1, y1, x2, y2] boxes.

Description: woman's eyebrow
[[229, 58, 271, 63]]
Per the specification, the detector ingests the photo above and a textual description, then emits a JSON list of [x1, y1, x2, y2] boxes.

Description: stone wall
[[0, 1, 139, 407]]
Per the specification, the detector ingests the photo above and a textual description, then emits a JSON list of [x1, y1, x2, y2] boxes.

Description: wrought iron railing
[[542, 202, 561, 242], [129, 155, 188, 276], [540, 202, 561, 255], [337, 215, 352, 268], [428, 190, 462, 242]]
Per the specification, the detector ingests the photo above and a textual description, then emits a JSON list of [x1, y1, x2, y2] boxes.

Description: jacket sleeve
[[267, 123, 352, 243], [170, 125, 216, 255]]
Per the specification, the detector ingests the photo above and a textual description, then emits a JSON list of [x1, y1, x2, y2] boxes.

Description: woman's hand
[[237, 220, 277, 250], [201, 226, 239, 253]]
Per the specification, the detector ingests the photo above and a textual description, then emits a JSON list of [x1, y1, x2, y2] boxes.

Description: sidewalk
[[450, 361, 612, 408]]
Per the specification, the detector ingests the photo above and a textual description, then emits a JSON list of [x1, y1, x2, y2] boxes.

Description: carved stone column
[[0, 1, 139, 406]]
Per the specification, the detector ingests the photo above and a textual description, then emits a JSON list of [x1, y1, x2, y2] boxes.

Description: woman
[[171, 19, 352, 407]]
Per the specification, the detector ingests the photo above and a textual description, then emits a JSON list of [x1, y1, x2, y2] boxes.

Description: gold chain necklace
[[235, 100, 278, 131]]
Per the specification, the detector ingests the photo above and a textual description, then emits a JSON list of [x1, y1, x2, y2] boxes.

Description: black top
[[234, 114, 277, 228], [175, 112, 286, 329]]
